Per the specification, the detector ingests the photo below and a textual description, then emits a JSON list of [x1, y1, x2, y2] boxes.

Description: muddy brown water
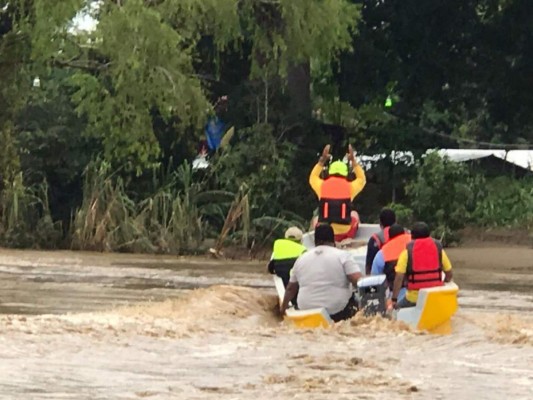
[[0, 247, 532, 399]]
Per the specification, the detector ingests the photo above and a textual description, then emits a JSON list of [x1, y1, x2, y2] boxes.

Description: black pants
[[275, 265, 291, 289], [329, 296, 358, 323]]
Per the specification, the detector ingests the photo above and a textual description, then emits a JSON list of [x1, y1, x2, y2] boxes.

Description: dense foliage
[[0, 0, 531, 252]]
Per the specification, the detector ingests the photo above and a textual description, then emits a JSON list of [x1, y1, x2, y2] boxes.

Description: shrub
[[472, 177, 533, 230], [211, 123, 296, 218], [406, 152, 484, 243], [386, 202, 414, 227]]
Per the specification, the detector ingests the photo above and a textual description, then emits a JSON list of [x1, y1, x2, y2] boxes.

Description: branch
[[52, 58, 107, 72], [155, 66, 176, 91], [277, 123, 302, 141], [64, 35, 97, 51]]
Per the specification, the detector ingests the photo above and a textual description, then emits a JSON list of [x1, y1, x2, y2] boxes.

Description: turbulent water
[[0, 249, 532, 399]]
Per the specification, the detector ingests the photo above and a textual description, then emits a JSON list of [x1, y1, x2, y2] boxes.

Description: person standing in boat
[[309, 144, 366, 242], [391, 222, 454, 309], [280, 224, 362, 322]]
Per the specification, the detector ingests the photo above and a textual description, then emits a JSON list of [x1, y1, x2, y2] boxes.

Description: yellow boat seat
[[395, 282, 459, 335], [273, 276, 333, 328]]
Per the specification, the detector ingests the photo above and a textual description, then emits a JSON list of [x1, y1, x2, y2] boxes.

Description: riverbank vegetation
[[0, 1, 531, 252]]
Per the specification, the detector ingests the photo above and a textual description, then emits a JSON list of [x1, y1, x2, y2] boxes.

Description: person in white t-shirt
[[280, 224, 362, 322]]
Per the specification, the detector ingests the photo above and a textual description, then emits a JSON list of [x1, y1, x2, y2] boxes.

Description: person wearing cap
[[309, 144, 366, 242], [371, 224, 411, 301], [267, 227, 307, 289], [392, 222, 454, 309], [280, 224, 362, 322]]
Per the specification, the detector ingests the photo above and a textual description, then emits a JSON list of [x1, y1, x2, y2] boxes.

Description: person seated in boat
[[365, 208, 398, 274], [309, 144, 366, 243], [267, 227, 307, 289], [370, 224, 411, 302], [391, 222, 453, 309], [279, 224, 362, 322]]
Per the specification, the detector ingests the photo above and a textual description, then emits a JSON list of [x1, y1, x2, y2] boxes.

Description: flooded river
[[0, 247, 532, 399]]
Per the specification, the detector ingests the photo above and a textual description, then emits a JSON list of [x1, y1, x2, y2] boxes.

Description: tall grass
[[70, 160, 241, 254], [0, 173, 62, 248], [70, 161, 138, 252], [1, 173, 28, 230], [211, 187, 250, 256], [134, 168, 208, 254]]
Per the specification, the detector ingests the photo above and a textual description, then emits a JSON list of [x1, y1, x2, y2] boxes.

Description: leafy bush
[[211, 124, 296, 218], [404, 153, 533, 242], [386, 202, 414, 227], [472, 177, 533, 230], [406, 152, 484, 243]]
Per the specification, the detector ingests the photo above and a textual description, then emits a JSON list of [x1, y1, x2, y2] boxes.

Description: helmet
[[328, 161, 348, 177]]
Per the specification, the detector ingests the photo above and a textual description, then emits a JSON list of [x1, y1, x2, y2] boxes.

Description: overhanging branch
[[52, 58, 109, 72]]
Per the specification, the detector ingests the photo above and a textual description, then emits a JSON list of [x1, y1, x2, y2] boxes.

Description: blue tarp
[[205, 116, 226, 151]]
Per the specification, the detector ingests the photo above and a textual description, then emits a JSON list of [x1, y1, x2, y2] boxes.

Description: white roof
[[355, 149, 533, 172], [350, 151, 416, 169], [192, 148, 533, 172], [430, 149, 533, 171]]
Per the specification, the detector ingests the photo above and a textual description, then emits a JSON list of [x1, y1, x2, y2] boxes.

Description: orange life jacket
[[381, 233, 412, 289], [318, 176, 352, 225], [406, 238, 444, 291], [372, 227, 391, 249]]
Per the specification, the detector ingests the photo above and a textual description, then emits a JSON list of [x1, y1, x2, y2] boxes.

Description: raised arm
[[348, 145, 366, 200], [309, 164, 324, 197], [350, 164, 366, 199], [309, 145, 331, 197]]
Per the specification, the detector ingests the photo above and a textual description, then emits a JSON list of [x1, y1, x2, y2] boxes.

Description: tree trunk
[[287, 61, 311, 122]]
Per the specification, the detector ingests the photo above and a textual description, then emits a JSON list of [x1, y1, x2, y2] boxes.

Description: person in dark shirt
[[365, 208, 396, 275]]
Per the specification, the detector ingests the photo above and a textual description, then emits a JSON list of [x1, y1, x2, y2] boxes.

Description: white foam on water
[[0, 285, 531, 399], [0, 249, 532, 399]]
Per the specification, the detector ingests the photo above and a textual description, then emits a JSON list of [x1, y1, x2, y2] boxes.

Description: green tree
[[337, 0, 533, 146], [406, 152, 483, 243], [15, 0, 359, 172], [0, 2, 32, 184]]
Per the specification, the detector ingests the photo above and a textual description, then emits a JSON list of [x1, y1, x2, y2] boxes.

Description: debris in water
[[348, 357, 363, 366], [263, 374, 298, 384]]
